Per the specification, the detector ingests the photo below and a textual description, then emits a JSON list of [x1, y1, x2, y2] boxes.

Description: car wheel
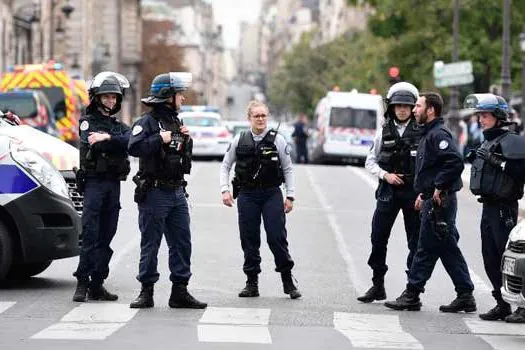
[[8, 261, 52, 279], [0, 220, 14, 281]]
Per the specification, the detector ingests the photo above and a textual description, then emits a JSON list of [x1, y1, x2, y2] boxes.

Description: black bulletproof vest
[[139, 110, 187, 181], [470, 132, 523, 201], [80, 114, 130, 180], [377, 118, 422, 179], [235, 129, 283, 188]]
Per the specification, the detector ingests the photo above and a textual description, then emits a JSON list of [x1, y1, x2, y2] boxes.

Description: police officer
[[220, 100, 301, 299], [465, 93, 525, 323], [358, 82, 422, 303], [384, 92, 476, 312], [128, 72, 206, 309], [73, 72, 131, 302]]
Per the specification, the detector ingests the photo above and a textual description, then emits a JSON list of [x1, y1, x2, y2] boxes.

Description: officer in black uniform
[[128, 72, 206, 309], [358, 82, 423, 303], [220, 100, 301, 299], [465, 93, 525, 323], [385, 92, 476, 312], [73, 72, 131, 302]]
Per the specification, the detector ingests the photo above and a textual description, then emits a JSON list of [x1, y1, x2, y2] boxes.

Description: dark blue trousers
[[481, 201, 518, 295], [368, 184, 420, 283], [237, 187, 294, 277], [74, 179, 121, 285], [137, 187, 192, 284], [408, 193, 474, 294], [295, 142, 308, 164]]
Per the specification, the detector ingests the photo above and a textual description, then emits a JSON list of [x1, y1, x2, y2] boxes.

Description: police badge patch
[[80, 120, 89, 131], [132, 125, 143, 136], [285, 144, 292, 155], [439, 140, 449, 150]]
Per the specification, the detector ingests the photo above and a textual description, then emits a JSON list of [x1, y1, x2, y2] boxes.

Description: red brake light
[[217, 128, 230, 138]]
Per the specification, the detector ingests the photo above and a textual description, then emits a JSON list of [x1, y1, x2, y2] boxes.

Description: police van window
[[0, 93, 37, 118], [33, 87, 67, 119], [182, 116, 220, 127], [329, 107, 376, 129]]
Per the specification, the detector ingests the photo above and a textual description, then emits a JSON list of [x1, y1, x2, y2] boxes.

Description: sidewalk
[[462, 163, 525, 215]]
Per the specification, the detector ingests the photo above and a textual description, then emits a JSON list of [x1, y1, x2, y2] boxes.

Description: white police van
[[0, 114, 80, 281], [311, 90, 384, 164], [501, 220, 525, 308]]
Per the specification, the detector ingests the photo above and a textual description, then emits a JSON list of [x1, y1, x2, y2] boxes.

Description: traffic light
[[388, 66, 401, 85]]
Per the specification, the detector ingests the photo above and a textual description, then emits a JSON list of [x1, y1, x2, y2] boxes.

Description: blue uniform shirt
[[414, 118, 464, 197]]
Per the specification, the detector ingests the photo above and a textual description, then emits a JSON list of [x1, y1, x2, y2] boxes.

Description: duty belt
[[152, 179, 184, 190]]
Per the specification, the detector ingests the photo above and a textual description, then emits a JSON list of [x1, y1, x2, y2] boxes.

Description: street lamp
[[520, 25, 525, 121], [500, 0, 512, 102]]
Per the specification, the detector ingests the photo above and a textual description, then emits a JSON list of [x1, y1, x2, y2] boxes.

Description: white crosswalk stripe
[[464, 318, 525, 350], [198, 307, 272, 344], [0, 301, 16, 315], [31, 303, 139, 340], [334, 312, 424, 349]]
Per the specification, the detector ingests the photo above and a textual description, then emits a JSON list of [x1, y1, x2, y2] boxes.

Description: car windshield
[[0, 94, 37, 118], [329, 107, 376, 129], [33, 87, 67, 119], [183, 116, 221, 127]]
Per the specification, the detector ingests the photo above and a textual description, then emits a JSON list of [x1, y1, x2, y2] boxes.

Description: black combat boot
[[357, 278, 386, 303], [238, 276, 259, 297], [88, 283, 118, 301], [384, 288, 421, 311], [479, 291, 512, 321], [129, 283, 154, 309], [168, 282, 207, 309], [505, 307, 525, 323], [439, 292, 476, 313], [281, 271, 302, 299], [72, 280, 89, 302]]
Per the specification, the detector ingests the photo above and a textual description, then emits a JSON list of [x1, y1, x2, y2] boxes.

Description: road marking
[[334, 312, 423, 349], [0, 301, 16, 314], [198, 307, 272, 344], [197, 325, 272, 344], [347, 166, 492, 294], [477, 335, 525, 350], [31, 303, 138, 340], [305, 167, 365, 294], [199, 307, 270, 325], [464, 318, 525, 336]]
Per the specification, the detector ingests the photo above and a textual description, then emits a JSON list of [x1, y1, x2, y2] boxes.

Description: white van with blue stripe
[[0, 115, 80, 281]]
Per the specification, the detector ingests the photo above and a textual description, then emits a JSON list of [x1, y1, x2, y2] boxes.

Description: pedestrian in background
[[292, 113, 309, 164]]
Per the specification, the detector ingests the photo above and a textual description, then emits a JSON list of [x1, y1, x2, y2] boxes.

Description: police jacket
[[79, 111, 131, 180], [414, 118, 464, 197], [470, 127, 525, 202], [235, 129, 284, 188], [377, 117, 422, 183], [128, 104, 191, 182]]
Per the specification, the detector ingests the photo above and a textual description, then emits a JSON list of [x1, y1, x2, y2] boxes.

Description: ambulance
[[0, 61, 83, 147], [0, 112, 81, 281], [311, 90, 384, 164]]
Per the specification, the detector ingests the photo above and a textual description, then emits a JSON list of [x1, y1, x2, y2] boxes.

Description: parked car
[[0, 90, 58, 136], [0, 112, 81, 281], [501, 220, 525, 308], [180, 111, 232, 159]]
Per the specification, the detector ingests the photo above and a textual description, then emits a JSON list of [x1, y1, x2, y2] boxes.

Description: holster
[[232, 177, 240, 199], [429, 192, 449, 240], [132, 174, 151, 204], [74, 167, 86, 195]]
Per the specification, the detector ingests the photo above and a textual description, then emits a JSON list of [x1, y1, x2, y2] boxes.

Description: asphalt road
[[1, 161, 524, 349]]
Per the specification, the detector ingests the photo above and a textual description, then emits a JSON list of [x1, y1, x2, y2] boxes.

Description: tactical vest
[[470, 132, 523, 201], [139, 111, 191, 182], [80, 115, 130, 180], [234, 129, 284, 189], [377, 118, 422, 181]]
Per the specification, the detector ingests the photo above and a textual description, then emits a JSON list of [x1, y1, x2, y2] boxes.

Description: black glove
[[465, 150, 476, 163], [476, 148, 504, 167]]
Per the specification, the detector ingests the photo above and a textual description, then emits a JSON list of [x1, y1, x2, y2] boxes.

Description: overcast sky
[[212, 0, 262, 49]]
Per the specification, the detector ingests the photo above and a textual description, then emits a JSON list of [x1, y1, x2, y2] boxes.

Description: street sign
[[433, 60, 474, 87]]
